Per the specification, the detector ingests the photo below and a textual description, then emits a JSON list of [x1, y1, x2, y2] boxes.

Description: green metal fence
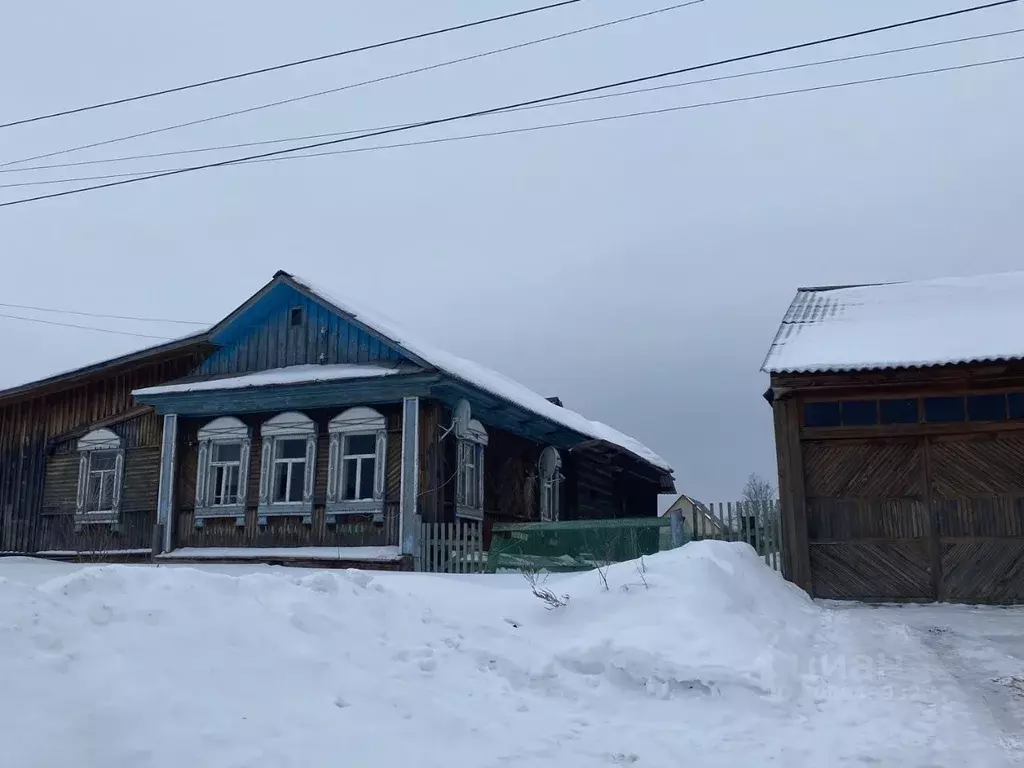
[[485, 515, 685, 573]]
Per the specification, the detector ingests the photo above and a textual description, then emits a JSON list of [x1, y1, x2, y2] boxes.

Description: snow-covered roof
[[287, 274, 671, 473], [762, 271, 1024, 374], [134, 363, 403, 396]]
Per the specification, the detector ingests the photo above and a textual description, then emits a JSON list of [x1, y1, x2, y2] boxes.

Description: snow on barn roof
[[285, 274, 672, 473], [762, 271, 1024, 374]]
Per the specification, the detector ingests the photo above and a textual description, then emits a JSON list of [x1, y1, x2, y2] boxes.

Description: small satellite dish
[[452, 399, 472, 438], [538, 446, 562, 482]]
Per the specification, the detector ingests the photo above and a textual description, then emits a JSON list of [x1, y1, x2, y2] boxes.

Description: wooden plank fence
[[418, 520, 485, 574], [417, 500, 783, 574], [688, 500, 781, 571]]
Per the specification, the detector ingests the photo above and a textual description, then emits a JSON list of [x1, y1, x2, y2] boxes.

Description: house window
[[290, 307, 304, 327], [195, 417, 251, 526], [86, 451, 118, 513], [456, 419, 487, 520], [257, 412, 317, 524], [879, 398, 918, 424], [538, 446, 562, 522], [273, 438, 308, 503], [326, 407, 387, 520], [923, 396, 965, 423], [76, 428, 124, 524], [803, 402, 840, 428]]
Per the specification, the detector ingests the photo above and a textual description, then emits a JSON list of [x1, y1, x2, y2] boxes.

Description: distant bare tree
[[741, 473, 778, 526], [742, 473, 775, 505]]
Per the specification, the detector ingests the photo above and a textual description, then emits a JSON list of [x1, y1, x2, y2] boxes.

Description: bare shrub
[[521, 565, 570, 610]]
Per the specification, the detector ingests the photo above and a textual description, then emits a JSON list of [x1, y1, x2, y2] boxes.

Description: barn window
[[195, 417, 251, 527], [290, 306, 304, 327], [803, 402, 840, 428], [326, 407, 387, 521], [840, 400, 878, 426], [76, 428, 124, 524], [1010, 393, 1024, 420], [456, 419, 487, 520], [879, 398, 917, 424], [967, 394, 1006, 422], [924, 396, 965, 423], [257, 412, 317, 524]]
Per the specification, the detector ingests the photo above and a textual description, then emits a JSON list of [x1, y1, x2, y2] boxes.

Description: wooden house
[[0, 271, 674, 567], [660, 493, 724, 538], [763, 272, 1024, 604]]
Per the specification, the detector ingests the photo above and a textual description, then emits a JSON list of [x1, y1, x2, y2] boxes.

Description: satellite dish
[[538, 446, 562, 482], [452, 399, 472, 438]]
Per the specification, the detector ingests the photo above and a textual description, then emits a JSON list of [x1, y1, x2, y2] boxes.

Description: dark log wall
[[173, 404, 403, 549], [0, 351, 203, 554], [772, 362, 1024, 604]]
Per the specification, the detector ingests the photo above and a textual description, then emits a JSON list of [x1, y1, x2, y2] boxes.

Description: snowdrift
[[3, 542, 1007, 767]]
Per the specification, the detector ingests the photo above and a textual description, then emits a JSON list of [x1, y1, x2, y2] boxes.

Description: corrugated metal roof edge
[[760, 279, 917, 373], [765, 354, 1024, 375]]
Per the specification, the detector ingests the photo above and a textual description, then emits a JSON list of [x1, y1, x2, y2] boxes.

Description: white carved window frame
[[76, 428, 124, 527], [455, 419, 487, 521], [194, 416, 251, 528], [539, 446, 563, 523], [326, 406, 387, 523], [257, 411, 317, 525]]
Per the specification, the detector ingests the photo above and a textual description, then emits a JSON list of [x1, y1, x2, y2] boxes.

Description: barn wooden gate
[[803, 434, 1024, 603]]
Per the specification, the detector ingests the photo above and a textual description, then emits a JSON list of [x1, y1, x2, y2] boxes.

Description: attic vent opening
[[289, 307, 304, 327]]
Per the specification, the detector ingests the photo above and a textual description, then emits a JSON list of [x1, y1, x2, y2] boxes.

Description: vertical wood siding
[[0, 352, 202, 553], [195, 287, 407, 377]]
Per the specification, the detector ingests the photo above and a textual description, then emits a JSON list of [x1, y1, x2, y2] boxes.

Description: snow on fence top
[[288, 275, 672, 473], [762, 271, 1024, 374]]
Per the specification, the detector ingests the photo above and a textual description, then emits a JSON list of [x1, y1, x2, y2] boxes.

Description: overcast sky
[[1, 0, 1022, 502]]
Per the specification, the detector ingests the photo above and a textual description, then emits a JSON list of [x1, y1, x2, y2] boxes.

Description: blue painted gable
[[196, 281, 411, 376]]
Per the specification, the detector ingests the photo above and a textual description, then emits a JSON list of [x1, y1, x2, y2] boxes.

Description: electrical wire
[[3, 54, 1020, 191], [0, 0, 704, 169], [5, 25, 1020, 176], [0, 0, 589, 130], [0, 300, 211, 325], [0, 0, 1017, 208], [0, 312, 177, 339]]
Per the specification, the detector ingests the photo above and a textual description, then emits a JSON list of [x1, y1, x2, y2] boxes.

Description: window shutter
[[326, 432, 340, 504], [477, 443, 485, 511], [258, 438, 273, 505], [76, 452, 89, 515], [111, 449, 125, 516], [195, 440, 209, 510], [237, 437, 251, 504], [303, 434, 316, 503], [374, 429, 387, 501]]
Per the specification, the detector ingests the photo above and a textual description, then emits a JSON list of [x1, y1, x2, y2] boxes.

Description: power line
[[3, 54, 1020, 191], [0, 0, 588, 130], [0, 312, 175, 339], [0, 301, 211, 325], [0, 0, 704, 169], [6, 25, 1021, 176], [1, 0, 1017, 209]]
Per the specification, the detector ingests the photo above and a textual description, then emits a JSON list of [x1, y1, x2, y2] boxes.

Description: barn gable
[[195, 277, 419, 377]]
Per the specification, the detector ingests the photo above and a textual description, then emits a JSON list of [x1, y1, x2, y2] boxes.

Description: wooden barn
[[0, 271, 673, 567], [763, 272, 1024, 604]]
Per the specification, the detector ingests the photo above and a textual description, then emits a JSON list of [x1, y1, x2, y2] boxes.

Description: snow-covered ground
[[0, 543, 1021, 767]]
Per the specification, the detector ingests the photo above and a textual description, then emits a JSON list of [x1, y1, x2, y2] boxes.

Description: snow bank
[[0, 543, 1014, 766]]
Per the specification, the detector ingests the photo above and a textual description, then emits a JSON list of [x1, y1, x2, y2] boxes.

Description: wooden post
[[155, 413, 178, 555], [773, 394, 811, 590], [400, 397, 420, 557]]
